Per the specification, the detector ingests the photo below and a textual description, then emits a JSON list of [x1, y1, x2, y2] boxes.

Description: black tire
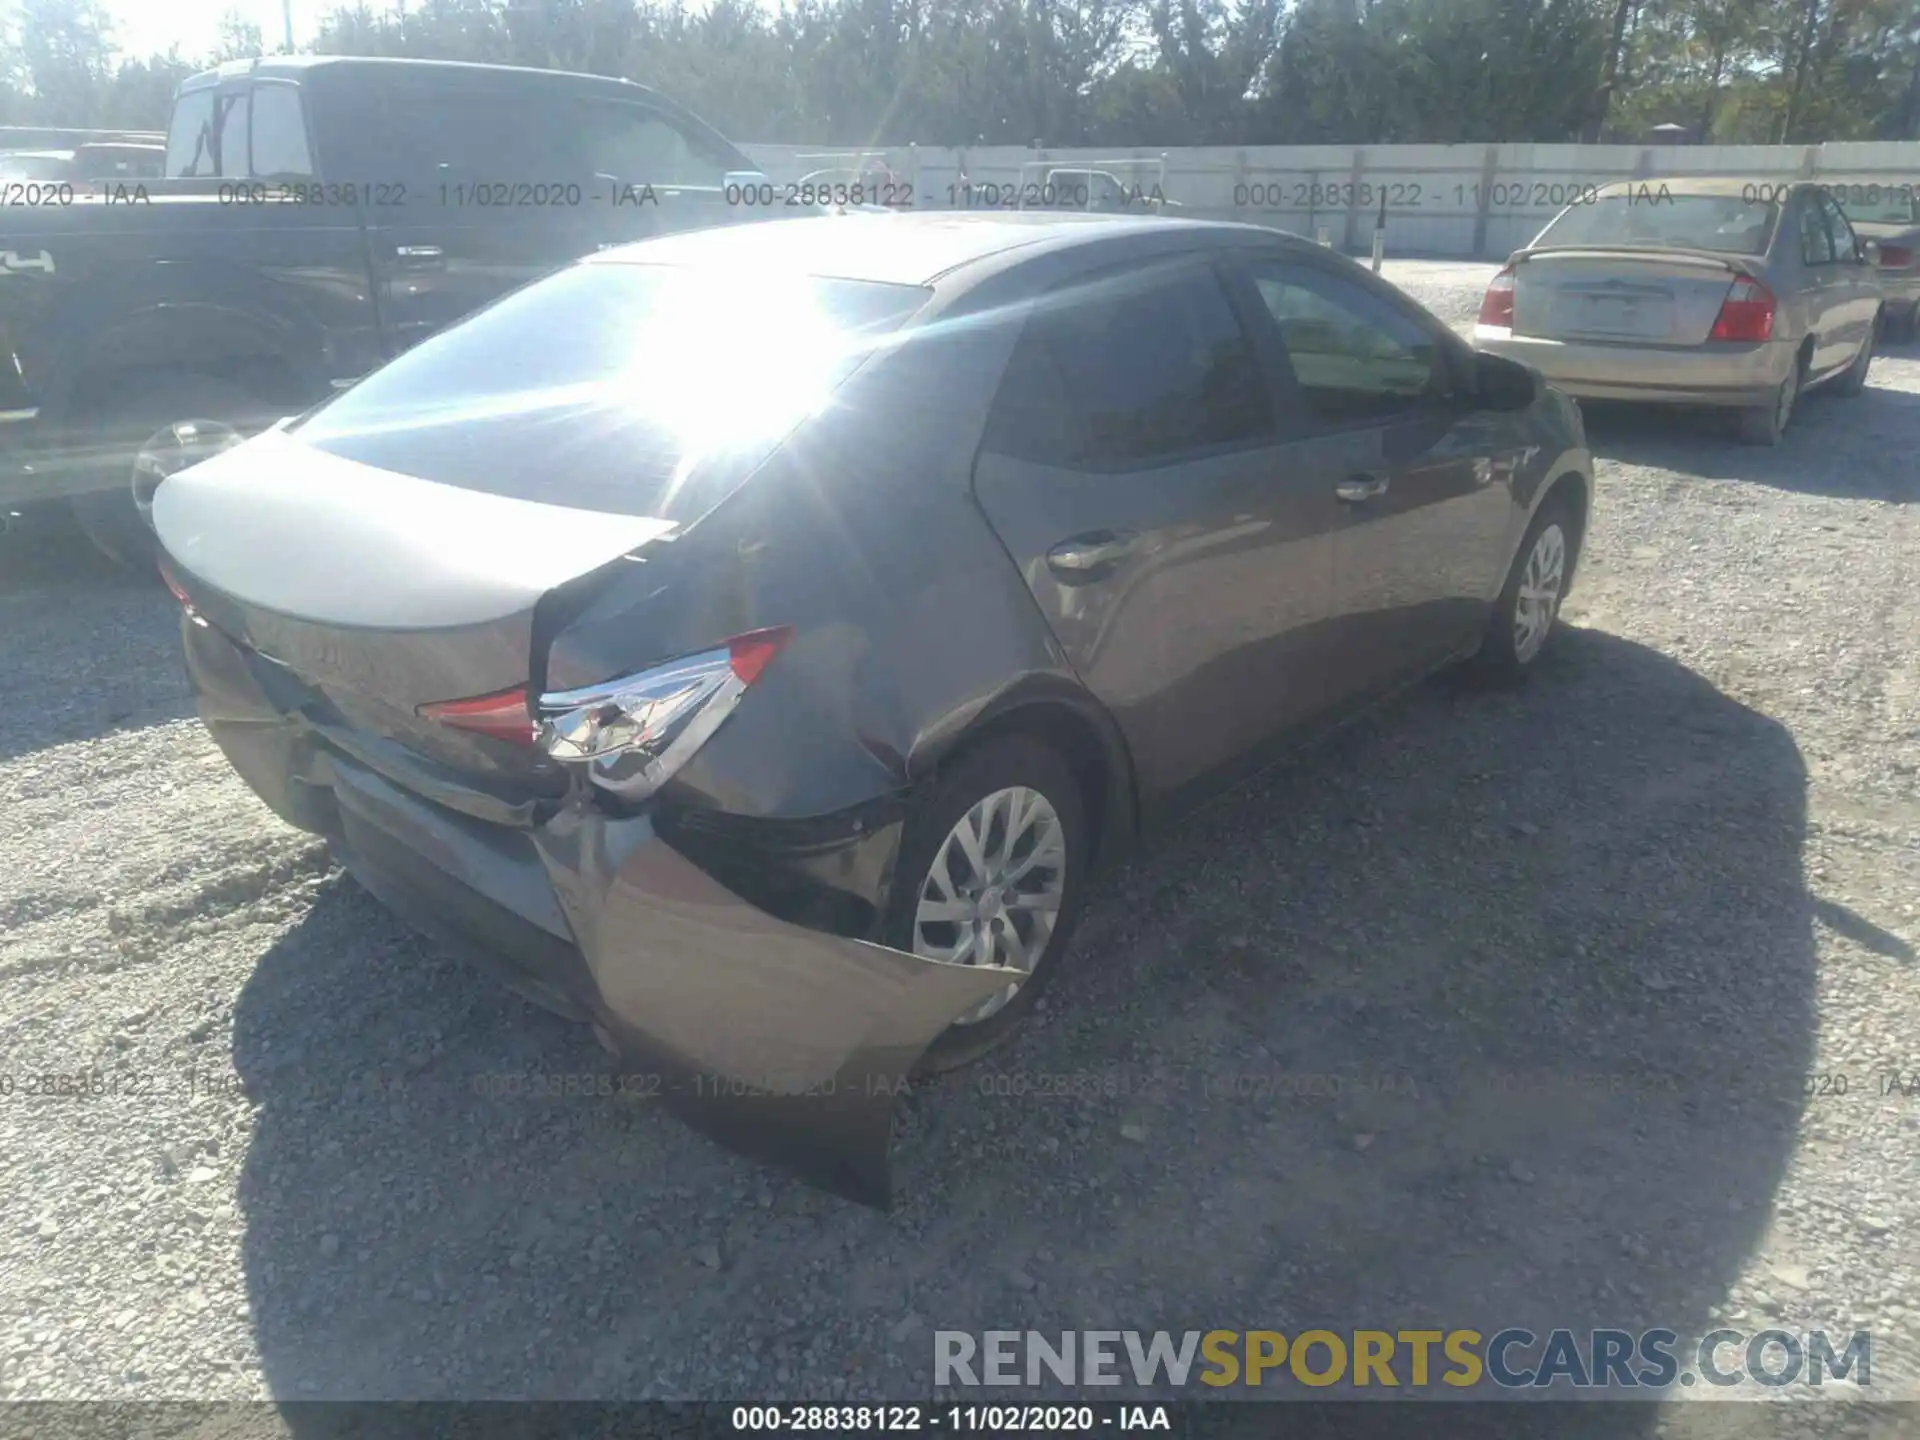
[[882, 735, 1090, 1073], [1737, 354, 1801, 446], [1832, 313, 1877, 398], [1469, 494, 1578, 685], [68, 374, 265, 571]]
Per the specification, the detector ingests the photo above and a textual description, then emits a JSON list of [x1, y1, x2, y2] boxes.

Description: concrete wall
[[737, 140, 1920, 259]]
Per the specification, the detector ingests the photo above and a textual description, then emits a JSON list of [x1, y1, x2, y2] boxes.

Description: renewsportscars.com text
[[934, 1328, 1871, 1391]]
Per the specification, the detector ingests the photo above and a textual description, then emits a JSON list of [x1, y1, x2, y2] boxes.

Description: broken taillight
[[535, 626, 793, 801], [416, 686, 538, 748]]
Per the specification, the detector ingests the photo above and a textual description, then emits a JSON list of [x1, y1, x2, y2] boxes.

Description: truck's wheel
[[69, 376, 264, 572]]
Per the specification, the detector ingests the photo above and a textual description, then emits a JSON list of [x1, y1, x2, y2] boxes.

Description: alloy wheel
[[910, 785, 1067, 1026], [1512, 521, 1566, 664]]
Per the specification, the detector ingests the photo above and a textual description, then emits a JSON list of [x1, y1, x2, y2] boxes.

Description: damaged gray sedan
[[154, 212, 1592, 1204]]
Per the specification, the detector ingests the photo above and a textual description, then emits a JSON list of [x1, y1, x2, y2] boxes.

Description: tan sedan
[[1473, 179, 1883, 445], [1839, 189, 1919, 342]]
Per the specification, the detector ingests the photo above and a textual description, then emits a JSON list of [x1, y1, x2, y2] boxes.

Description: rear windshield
[[292, 261, 929, 520], [1533, 193, 1780, 255]]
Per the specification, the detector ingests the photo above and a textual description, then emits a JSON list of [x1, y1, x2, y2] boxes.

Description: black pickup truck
[[0, 56, 772, 564]]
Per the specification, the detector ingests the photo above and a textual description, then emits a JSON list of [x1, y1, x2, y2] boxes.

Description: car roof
[[590, 211, 1291, 288], [183, 54, 666, 101]]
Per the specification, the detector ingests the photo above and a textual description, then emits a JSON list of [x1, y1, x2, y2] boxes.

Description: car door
[[346, 79, 615, 357], [967, 253, 1348, 819], [1228, 254, 1514, 703], [1816, 191, 1880, 364], [166, 79, 391, 394], [1790, 189, 1848, 376]]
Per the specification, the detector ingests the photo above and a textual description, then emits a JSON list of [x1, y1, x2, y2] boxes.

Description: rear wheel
[[1737, 355, 1800, 447], [68, 375, 262, 571], [1832, 313, 1878, 398], [883, 736, 1089, 1073]]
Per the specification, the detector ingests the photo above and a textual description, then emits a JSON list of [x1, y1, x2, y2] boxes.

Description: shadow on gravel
[[230, 630, 1813, 1414], [1812, 897, 1915, 963], [0, 507, 189, 763], [1579, 378, 1920, 503]]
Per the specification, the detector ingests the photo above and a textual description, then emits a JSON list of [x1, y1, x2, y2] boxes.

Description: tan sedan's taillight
[[1709, 277, 1777, 343], [1478, 266, 1516, 328]]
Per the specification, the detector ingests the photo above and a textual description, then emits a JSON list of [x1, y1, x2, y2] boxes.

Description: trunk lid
[[154, 428, 676, 777], [1510, 249, 1749, 345]]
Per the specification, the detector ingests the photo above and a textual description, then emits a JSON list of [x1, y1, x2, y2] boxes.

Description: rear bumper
[[1474, 328, 1794, 408], [182, 613, 1022, 1206]]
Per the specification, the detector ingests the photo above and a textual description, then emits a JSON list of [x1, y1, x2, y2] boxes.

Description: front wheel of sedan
[[1470, 498, 1575, 685], [887, 736, 1089, 1074]]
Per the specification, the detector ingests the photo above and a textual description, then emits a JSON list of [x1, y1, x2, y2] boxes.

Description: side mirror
[[1473, 351, 1539, 412], [1861, 238, 1882, 266]]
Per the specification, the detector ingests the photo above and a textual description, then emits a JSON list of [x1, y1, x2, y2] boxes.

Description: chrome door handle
[[1046, 529, 1141, 575], [395, 244, 445, 268], [1335, 474, 1390, 504]]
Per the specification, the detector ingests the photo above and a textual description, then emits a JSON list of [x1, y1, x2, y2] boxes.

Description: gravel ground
[[3, 260, 1919, 1433]]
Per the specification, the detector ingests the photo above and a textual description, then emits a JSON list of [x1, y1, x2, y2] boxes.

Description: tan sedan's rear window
[[1535, 194, 1780, 255]]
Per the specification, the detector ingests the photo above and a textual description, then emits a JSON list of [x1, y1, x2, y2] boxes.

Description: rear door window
[[1819, 194, 1859, 262], [1799, 195, 1837, 265], [987, 258, 1272, 470], [249, 83, 314, 179], [979, 327, 1086, 466]]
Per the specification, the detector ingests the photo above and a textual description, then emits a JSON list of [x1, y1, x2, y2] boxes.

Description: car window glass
[[1799, 198, 1836, 265], [580, 103, 737, 187], [296, 262, 928, 522], [1534, 193, 1777, 255], [1026, 260, 1272, 468], [168, 89, 247, 178], [1247, 263, 1442, 429], [378, 89, 588, 185], [1820, 196, 1858, 261], [164, 89, 214, 176], [249, 84, 314, 179], [980, 322, 1087, 466]]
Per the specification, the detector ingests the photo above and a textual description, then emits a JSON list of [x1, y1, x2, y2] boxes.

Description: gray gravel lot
[[2, 259, 1918, 1431]]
